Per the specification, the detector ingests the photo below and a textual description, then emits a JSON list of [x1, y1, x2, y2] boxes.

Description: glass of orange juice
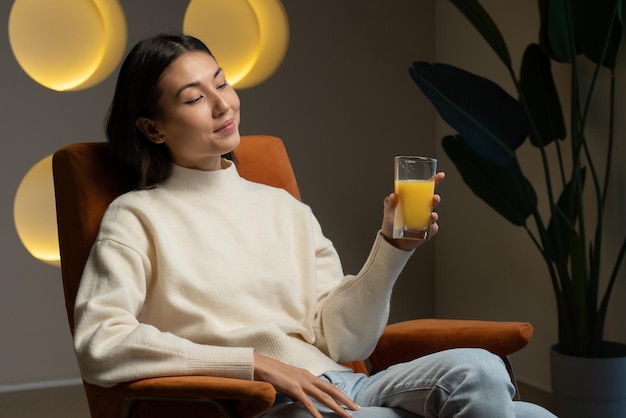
[[393, 156, 437, 240]]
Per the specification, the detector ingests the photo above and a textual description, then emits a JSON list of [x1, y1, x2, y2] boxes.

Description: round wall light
[[8, 0, 127, 91], [183, 0, 289, 89], [14, 155, 60, 267]]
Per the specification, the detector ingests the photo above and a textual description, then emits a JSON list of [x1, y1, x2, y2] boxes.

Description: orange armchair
[[53, 135, 532, 418]]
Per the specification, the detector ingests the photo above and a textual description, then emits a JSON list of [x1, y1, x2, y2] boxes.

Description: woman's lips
[[215, 118, 236, 133]]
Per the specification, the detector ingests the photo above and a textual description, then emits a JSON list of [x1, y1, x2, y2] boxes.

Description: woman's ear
[[136, 117, 165, 144]]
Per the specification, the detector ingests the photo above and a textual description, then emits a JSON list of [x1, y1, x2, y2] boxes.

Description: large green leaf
[[448, 0, 512, 68], [442, 135, 537, 226], [520, 43, 566, 146], [577, 0, 624, 69], [409, 62, 528, 168], [539, 0, 578, 63], [539, 0, 625, 69]]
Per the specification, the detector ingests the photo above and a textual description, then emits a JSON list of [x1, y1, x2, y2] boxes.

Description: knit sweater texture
[[73, 161, 413, 387]]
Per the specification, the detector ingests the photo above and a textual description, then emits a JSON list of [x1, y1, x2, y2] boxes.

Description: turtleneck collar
[[159, 159, 242, 194]]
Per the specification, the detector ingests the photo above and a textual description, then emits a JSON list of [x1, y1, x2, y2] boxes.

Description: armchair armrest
[[84, 376, 276, 418], [368, 319, 533, 374]]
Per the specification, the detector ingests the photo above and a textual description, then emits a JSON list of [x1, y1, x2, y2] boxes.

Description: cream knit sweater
[[73, 161, 413, 387]]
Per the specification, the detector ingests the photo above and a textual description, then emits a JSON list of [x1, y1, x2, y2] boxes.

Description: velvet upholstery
[[53, 135, 533, 418], [369, 319, 534, 374]]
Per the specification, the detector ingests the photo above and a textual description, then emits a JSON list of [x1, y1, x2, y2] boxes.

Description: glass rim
[[394, 155, 437, 163]]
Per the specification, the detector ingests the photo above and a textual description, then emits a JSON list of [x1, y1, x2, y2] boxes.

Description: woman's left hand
[[381, 171, 445, 251]]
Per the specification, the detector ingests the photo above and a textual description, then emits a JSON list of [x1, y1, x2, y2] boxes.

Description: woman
[[73, 33, 556, 418]]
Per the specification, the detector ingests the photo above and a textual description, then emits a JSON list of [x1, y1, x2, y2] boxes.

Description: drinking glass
[[393, 156, 437, 240]]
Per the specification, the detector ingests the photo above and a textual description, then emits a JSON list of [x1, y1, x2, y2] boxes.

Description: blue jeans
[[257, 348, 557, 417]]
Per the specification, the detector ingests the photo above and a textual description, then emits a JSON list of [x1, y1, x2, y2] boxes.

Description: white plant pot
[[551, 342, 626, 418]]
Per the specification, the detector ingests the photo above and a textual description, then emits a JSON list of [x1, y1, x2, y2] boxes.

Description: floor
[[0, 381, 555, 417], [518, 381, 554, 413], [0, 384, 89, 418]]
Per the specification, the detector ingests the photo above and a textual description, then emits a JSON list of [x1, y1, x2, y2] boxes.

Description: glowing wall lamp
[[14, 156, 60, 267], [8, 0, 127, 91], [183, 0, 289, 89]]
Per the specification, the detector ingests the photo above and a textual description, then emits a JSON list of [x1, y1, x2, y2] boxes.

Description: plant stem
[[589, 3, 621, 354], [596, 236, 626, 347]]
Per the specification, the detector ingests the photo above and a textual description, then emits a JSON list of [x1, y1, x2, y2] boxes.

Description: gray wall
[[1, 1, 436, 389]]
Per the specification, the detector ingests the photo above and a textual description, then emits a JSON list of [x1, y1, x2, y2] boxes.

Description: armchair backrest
[[53, 135, 300, 333]]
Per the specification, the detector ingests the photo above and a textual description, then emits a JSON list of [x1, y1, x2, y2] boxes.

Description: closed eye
[[184, 96, 203, 104]]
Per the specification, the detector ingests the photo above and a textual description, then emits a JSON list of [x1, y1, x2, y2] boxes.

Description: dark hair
[[105, 33, 235, 189]]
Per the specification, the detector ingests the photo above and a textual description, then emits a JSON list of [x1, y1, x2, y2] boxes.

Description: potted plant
[[409, 0, 626, 415]]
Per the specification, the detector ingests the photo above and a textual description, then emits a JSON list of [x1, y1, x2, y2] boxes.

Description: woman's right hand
[[253, 353, 360, 418], [380, 171, 445, 251]]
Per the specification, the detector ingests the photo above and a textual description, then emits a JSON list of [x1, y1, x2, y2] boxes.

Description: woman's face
[[139, 51, 241, 170]]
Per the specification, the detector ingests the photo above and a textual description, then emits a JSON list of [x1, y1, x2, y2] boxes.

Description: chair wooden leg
[[503, 355, 522, 401]]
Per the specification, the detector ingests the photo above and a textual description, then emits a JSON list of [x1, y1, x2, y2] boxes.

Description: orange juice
[[394, 179, 434, 230]]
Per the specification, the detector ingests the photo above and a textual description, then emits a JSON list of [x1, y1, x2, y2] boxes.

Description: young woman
[[73, 33, 556, 418]]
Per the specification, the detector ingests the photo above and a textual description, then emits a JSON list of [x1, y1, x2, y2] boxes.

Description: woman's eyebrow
[[175, 68, 224, 97], [175, 81, 200, 97]]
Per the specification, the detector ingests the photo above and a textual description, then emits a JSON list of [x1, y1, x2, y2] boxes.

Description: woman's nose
[[212, 93, 230, 117]]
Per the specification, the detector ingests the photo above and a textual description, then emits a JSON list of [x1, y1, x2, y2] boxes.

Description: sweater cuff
[[375, 230, 415, 263], [187, 346, 254, 380], [354, 231, 414, 297]]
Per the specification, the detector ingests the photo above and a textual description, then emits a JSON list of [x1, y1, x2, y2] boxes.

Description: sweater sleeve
[[74, 230, 254, 388], [312, 221, 414, 363]]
